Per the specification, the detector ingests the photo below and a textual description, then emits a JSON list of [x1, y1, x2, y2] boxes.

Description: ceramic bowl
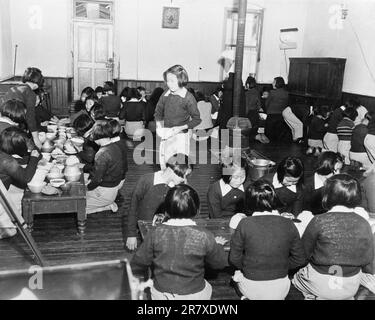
[[64, 173, 81, 182], [50, 179, 66, 188], [28, 182, 47, 194]]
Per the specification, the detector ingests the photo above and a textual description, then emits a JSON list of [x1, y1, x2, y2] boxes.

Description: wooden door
[[73, 22, 113, 99]]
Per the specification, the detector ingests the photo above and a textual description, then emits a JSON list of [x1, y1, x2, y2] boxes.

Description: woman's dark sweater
[[112, 138, 128, 180], [0, 151, 40, 189], [99, 95, 122, 118], [131, 223, 228, 295], [302, 211, 374, 276], [78, 138, 99, 173], [229, 215, 306, 281], [265, 88, 289, 115], [351, 124, 368, 153], [127, 173, 170, 237], [308, 116, 328, 140], [245, 88, 261, 113], [119, 101, 146, 121], [327, 107, 344, 134], [207, 180, 246, 218], [87, 143, 123, 190]]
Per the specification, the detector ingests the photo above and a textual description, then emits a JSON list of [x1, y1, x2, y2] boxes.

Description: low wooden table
[[22, 174, 87, 235], [138, 219, 232, 251]]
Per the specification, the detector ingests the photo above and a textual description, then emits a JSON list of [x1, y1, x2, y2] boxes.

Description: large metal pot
[[248, 159, 276, 181]]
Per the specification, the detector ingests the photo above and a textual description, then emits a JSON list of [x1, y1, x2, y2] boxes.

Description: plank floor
[[0, 137, 374, 300]]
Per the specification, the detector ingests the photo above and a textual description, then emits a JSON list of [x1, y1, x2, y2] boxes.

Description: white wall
[[302, 0, 375, 96], [0, 0, 13, 80], [9, 0, 71, 77]]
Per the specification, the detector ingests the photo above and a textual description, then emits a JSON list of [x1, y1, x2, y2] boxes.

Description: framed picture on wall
[[162, 7, 180, 29]]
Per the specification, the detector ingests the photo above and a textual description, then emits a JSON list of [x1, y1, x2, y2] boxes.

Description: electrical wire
[[284, 49, 288, 75], [347, 17, 375, 85]]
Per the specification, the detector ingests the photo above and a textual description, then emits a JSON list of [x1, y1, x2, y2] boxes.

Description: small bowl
[[251, 159, 275, 167], [71, 137, 84, 148], [41, 146, 54, 153], [47, 172, 64, 181], [54, 155, 68, 164], [42, 153, 51, 161], [28, 182, 47, 194], [65, 173, 81, 182], [60, 182, 72, 192], [50, 179, 65, 188]]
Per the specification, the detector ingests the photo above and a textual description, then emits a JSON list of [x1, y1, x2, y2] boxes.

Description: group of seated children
[[129, 151, 375, 300]]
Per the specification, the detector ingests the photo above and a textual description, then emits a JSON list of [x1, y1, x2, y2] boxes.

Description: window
[[223, 9, 263, 83], [74, 1, 113, 21]]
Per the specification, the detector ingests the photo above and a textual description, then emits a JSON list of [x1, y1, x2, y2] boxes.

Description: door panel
[[74, 22, 113, 99]]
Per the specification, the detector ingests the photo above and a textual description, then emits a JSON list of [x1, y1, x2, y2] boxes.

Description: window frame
[[73, 0, 114, 23]]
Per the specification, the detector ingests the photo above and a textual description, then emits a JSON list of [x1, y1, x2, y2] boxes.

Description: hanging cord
[[347, 17, 375, 85]]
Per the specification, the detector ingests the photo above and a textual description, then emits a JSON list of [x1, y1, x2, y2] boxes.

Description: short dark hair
[[22, 67, 44, 87], [81, 87, 94, 97], [90, 120, 113, 141], [137, 86, 146, 92], [213, 86, 223, 96], [109, 119, 122, 138], [73, 114, 94, 137], [342, 106, 358, 121], [0, 127, 29, 157], [95, 86, 104, 95], [222, 159, 248, 184], [0, 99, 27, 124], [166, 154, 193, 179], [246, 76, 257, 89], [245, 180, 281, 213], [163, 65, 189, 88], [148, 87, 164, 106], [322, 174, 362, 210], [85, 92, 98, 103], [91, 103, 106, 121], [315, 152, 343, 176], [164, 184, 200, 219], [103, 81, 115, 93], [195, 91, 207, 102], [316, 105, 330, 118], [277, 157, 304, 184], [274, 77, 285, 89], [120, 87, 130, 100], [127, 88, 141, 100]]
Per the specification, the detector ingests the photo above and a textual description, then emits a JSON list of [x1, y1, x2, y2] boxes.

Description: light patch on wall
[[28, 5, 43, 30]]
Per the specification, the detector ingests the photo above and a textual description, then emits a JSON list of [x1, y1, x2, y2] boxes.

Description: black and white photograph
[[0, 0, 374, 305]]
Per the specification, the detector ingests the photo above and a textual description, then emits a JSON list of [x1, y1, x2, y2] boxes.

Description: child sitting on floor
[[126, 154, 193, 251], [131, 184, 228, 300], [306, 105, 330, 156], [86, 120, 123, 214]]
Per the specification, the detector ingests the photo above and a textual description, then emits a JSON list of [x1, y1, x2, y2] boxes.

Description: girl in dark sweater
[[323, 105, 346, 152], [126, 154, 193, 251], [131, 184, 228, 300], [0, 100, 27, 134], [306, 105, 330, 156], [229, 180, 306, 300], [0, 127, 41, 239], [293, 174, 374, 300], [85, 120, 123, 215], [207, 160, 248, 219]]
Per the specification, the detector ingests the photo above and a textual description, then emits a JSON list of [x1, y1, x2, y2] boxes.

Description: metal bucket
[[248, 159, 276, 181]]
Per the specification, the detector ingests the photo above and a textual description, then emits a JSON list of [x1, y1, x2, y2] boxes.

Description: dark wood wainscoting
[[115, 79, 221, 97], [342, 92, 375, 113]]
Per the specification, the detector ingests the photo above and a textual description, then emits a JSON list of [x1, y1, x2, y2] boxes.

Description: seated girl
[[126, 154, 193, 251], [337, 106, 358, 165], [109, 119, 128, 190], [229, 180, 306, 300], [303, 151, 343, 215], [207, 160, 248, 219], [306, 105, 330, 156], [86, 120, 123, 215], [0, 127, 41, 239], [70, 92, 98, 124], [0, 99, 27, 134], [293, 174, 374, 300], [72, 114, 99, 172], [131, 184, 228, 300], [72, 87, 94, 113], [262, 156, 304, 218], [90, 103, 106, 122]]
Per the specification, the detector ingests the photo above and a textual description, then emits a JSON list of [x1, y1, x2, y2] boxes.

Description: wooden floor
[[0, 138, 374, 300]]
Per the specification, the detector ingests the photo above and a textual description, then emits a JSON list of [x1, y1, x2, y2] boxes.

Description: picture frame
[[162, 7, 180, 29]]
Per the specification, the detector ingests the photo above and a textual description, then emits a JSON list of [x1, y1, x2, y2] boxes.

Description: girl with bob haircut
[[229, 180, 306, 300], [126, 154, 194, 251], [0, 127, 41, 239], [262, 156, 304, 217], [207, 159, 248, 218], [131, 184, 228, 300], [85, 120, 124, 215], [73, 87, 94, 113], [303, 151, 343, 215], [154, 65, 201, 169], [0, 100, 27, 133], [293, 174, 374, 300], [3, 67, 44, 149]]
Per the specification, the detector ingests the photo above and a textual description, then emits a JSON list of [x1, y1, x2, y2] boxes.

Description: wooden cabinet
[[288, 58, 346, 104]]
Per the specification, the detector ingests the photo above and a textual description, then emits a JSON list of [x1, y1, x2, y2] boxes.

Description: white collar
[[328, 205, 370, 221], [163, 219, 197, 227], [128, 98, 139, 102], [314, 173, 325, 190], [272, 174, 297, 193], [12, 154, 22, 159], [111, 137, 120, 143], [0, 117, 16, 126], [213, 94, 219, 101], [164, 87, 187, 98], [252, 210, 280, 217], [219, 179, 244, 197], [84, 128, 93, 139], [340, 106, 346, 111]]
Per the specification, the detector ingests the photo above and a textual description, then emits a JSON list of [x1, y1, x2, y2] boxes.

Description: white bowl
[[42, 153, 51, 161], [47, 172, 64, 181], [71, 137, 84, 147], [50, 179, 65, 188], [46, 132, 56, 140], [28, 182, 47, 194]]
